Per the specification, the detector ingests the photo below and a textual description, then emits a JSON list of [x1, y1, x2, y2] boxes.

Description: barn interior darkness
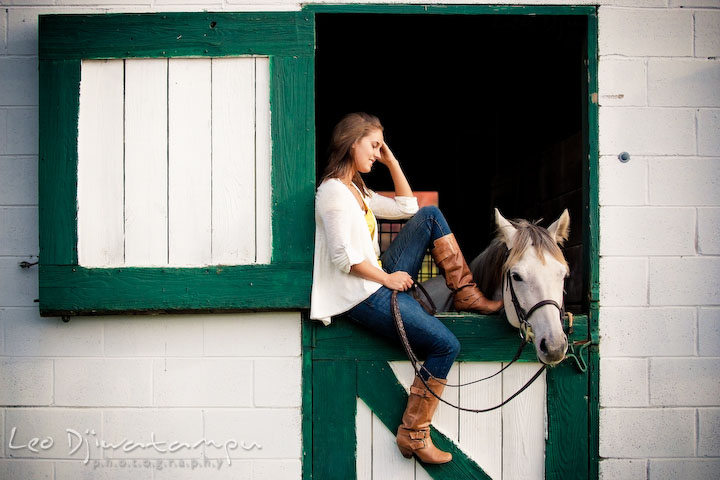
[[315, 14, 588, 312]]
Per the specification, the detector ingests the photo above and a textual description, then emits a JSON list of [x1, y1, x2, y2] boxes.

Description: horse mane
[[471, 218, 568, 298]]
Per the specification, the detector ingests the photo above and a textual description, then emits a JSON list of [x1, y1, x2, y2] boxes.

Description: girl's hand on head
[[378, 142, 398, 167], [383, 271, 414, 291]]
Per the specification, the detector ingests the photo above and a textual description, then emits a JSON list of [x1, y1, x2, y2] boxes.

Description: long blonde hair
[[322, 112, 383, 197]]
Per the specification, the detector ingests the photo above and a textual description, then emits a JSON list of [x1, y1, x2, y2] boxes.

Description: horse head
[[495, 208, 570, 365]]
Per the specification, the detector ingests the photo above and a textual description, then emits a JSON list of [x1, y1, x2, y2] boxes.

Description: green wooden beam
[[357, 360, 492, 479], [39, 263, 311, 315], [39, 12, 314, 60], [304, 4, 596, 16]]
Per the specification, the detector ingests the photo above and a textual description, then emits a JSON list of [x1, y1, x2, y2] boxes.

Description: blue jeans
[[347, 206, 460, 379]]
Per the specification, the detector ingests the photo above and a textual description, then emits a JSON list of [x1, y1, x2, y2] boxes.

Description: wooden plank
[[356, 398, 373, 480], [38, 262, 311, 315], [39, 12, 314, 60], [357, 361, 491, 480], [314, 315, 539, 363], [301, 315, 313, 480], [211, 57, 256, 265], [77, 59, 125, 267], [303, 4, 596, 15], [124, 58, 168, 266], [270, 56, 315, 264], [168, 58, 212, 266], [545, 361, 589, 480], [372, 411, 415, 480], [313, 360, 356, 479], [255, 56, 272, 264], [38, 59, 80, 266], [459, 362, 503, 480], [502, 364, 546, 480]]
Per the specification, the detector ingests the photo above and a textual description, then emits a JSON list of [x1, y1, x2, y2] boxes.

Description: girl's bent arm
[[350, 261, 413, 291]]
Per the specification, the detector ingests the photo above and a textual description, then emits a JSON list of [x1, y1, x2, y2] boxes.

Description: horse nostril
[[540, 338, 548, 354]]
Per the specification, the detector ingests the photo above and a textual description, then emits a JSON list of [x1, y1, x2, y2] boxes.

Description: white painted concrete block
[[3, 0, 56, 6], [599, 107, 695, 156], [152, 460, 252, 480], [697, 109, 720, 156], [0, 11, 7, 53], [695, 10, 720, 58], [155, 0, 220, 5], [599, 8, 693, 57], [254, 460, 302, 480], [649, 157, 720, 206], [699, 307, 720, 356], [599, 307, 696, 357], [650, 458, 720, 480], [650, 358, 720, 406], [599, 459, 647, 480], [599, 257, 648, 306], [3, 308, 103, 356], [104, 315, 203, 357], [670, 0, 720, 6], [599, 155, 647, 206], [0, 108, 38, 155], [7, 8, 103, 55], [0, 258, 39, 307], [0, 58, 37, 106], [0, 207, 38, 256], [599, 408, 695, 457], [0, 157, 37, 206], [0, 358, 52, 406], [699, 408, 720, 456], [648, 59, 720, 107], [600, 358, 648, 407], [698, 208, 720, 255], [598, 58, 646, 106], [0, 409, 4, 454], [0, 460, 52, 480], [600, 207, 695, 256], [55, 461, 153, 480], [254, 358, 302, 407], [152, 359, 253, 407], [101, 409, 203, 459], [649, 257, 720, 305], [203, 312, 301, 357], [204, 408, 301, 459], [5, 408, 103, 460], [55, 359, 153, 407]]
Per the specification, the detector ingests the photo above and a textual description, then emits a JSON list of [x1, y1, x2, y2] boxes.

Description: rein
[[391, 272, 566, 413]]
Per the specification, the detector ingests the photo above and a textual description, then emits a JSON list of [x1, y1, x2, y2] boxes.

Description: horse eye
[[511, 272, 523, 282]]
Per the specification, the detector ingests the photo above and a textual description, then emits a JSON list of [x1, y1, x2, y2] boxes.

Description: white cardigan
[[310, 178, 419, 325]]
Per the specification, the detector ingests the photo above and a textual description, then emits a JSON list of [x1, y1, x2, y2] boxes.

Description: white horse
[[423, 208, 571, 365]]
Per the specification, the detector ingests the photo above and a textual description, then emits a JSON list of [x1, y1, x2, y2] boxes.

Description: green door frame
[[302, 4, 600, 479]]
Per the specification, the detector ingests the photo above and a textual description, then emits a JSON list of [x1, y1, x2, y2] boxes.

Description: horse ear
[[495, 208, 517, 248], [548, 209, 570, 246]]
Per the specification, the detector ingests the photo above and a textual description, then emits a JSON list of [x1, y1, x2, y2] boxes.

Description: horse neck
[[470, 238, 507, 301]]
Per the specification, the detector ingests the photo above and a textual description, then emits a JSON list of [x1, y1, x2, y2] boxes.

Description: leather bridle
[[391, 269, 567, 413]]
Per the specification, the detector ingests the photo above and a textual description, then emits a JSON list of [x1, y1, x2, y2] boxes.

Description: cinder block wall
[[1, 1, 719, 479]]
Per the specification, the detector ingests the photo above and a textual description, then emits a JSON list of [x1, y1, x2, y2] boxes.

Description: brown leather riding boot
[[396, 376, 452, 464], [431, 233, 503, 314]]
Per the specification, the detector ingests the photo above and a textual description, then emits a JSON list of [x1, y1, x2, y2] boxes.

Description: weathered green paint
[[304, 4, 596, 16], [38, 13, 316, 316], [313, 313, 577, 363], [312, 360, 357, 479], [587, 11, 601, 480], [39, 263, 311, 315], [357, 360, 492, 479], [39, 12, 313, 59], [309, 315, 591, 479], [301, 314, 314, 480], [38, 59, 80, 266]]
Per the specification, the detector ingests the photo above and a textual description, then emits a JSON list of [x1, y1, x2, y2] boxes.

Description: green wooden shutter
[[38, 12, 315, 316]]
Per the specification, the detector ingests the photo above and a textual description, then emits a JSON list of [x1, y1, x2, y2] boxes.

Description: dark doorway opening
[[315, 13, 588, 312]]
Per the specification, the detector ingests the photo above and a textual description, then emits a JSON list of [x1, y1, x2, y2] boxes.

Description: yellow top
[[363, 203, 382, 268]]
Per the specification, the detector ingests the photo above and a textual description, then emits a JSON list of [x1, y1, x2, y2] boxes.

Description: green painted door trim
[[302, 5, 600, 479], [307, 314, 590, 479], [38, 13, 316, 316]]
